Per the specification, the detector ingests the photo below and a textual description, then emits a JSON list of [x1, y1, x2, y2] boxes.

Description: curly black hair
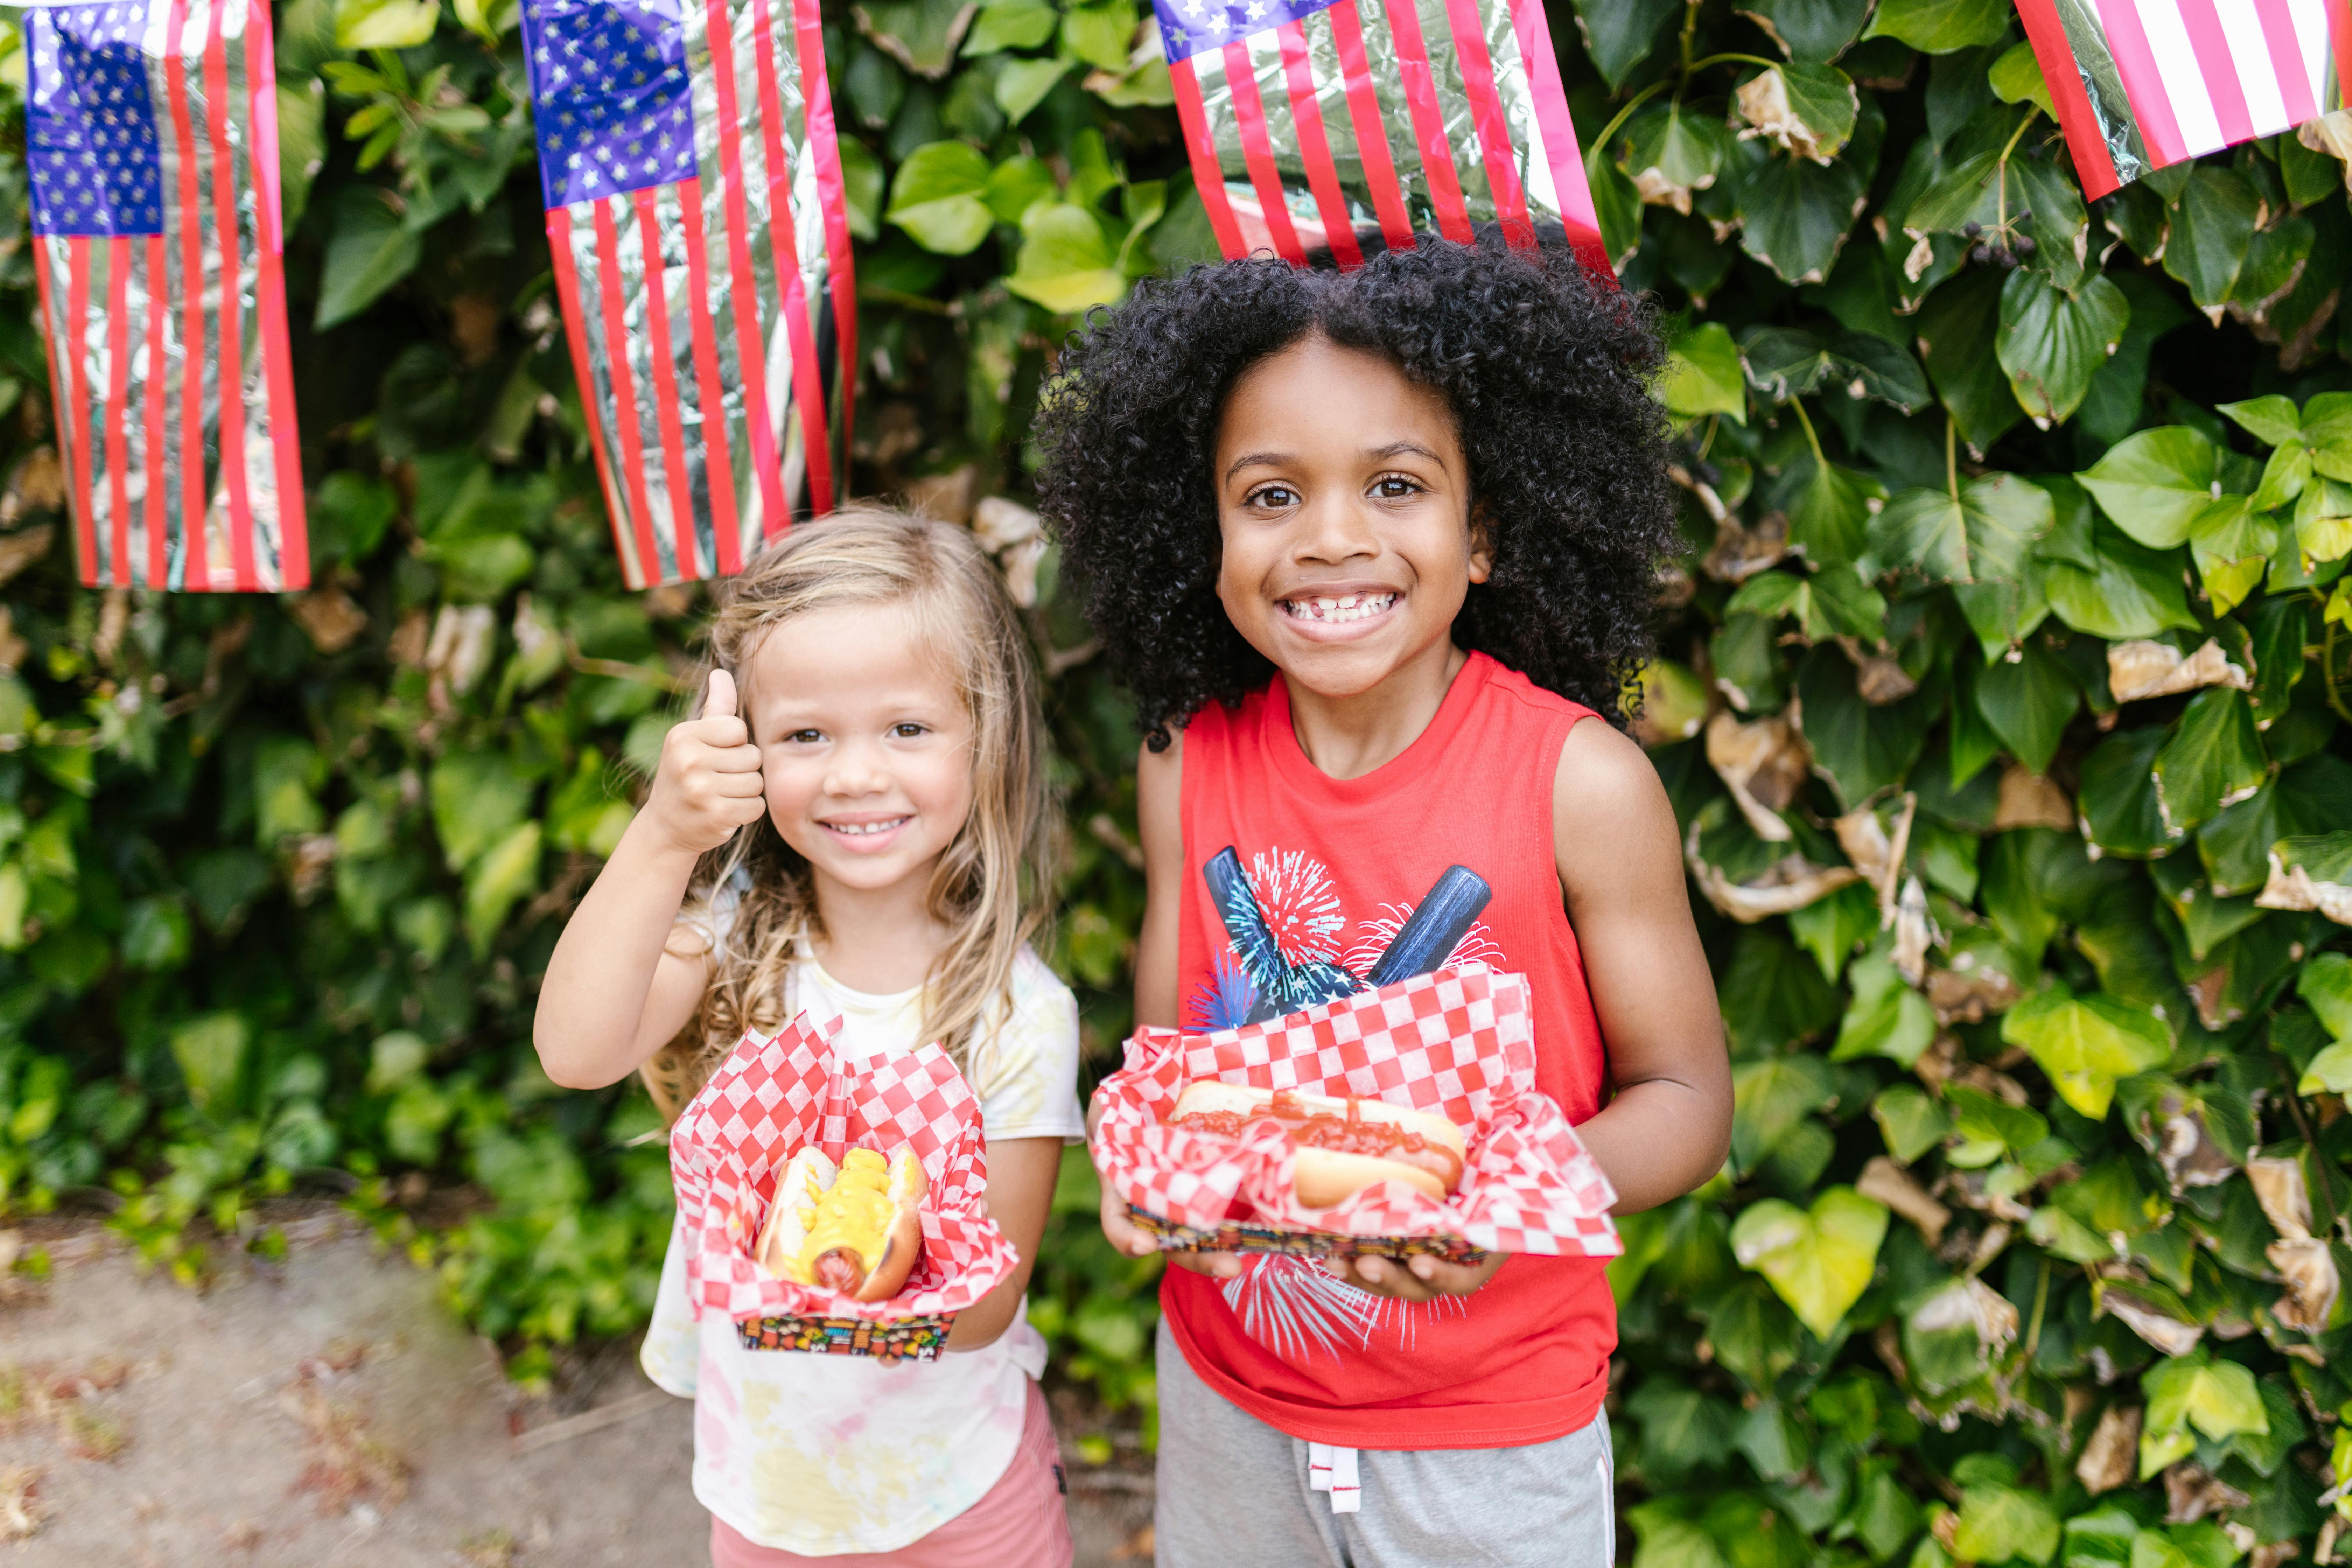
[[1031, 230, 1679, 750]]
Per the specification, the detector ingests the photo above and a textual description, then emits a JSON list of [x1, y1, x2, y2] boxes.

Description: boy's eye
[[1246, 484, 1299, 510], [1371, 475, 1422, 499]]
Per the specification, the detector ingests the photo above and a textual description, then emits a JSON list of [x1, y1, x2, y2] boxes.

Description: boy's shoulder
[[1469, 651, 1600, 726]]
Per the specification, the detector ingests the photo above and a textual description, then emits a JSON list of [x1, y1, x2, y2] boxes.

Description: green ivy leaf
[[2186, 497, 2280, 617], [1775, 455, 1886, 565], [1987, 40, 2053, 117], [1059, 0, 1136, 68], [429, 752, 534, 871], [2219, 394, 2302, 448], [1742, 327, 1931, 412], [2163, 167, 2260, 319], [1663, 322, 1748, 424], [1732, 1054, 1837, 1172], [2076, 426, 2221, 550], [996, 55, 1072, 123], [1731, 1187, 1889, 1338], [1863, 0, 2010, 52], [1737, 62, 1860, 163], [171, 1013, 250, 1114], [2040, 518, 2199, 639], [334, 0, 440, 48], [886, 141, 996, 254], [2142, 1349, 2267, 1441], [463, 820, 542, 957], [1832, 948, 1939, 1065], [1619, 100, 1731, 212], [1872, 472, 2053, 585], [2153, 689, 2267, 837], [1917, 268, 2023, 454], [316, 185, 422, 330], [1722, 137, 1866, 285], [1743, 0, 1872, 60], [1797, 646, 1932, 806], [2000, 984, 2171, 1119], [2300, 951, 2352, 1039], [2078, 726, 2175, 856], [1873, 1083, 1953, 1162], [1974, 639, 2079, 776], [1954, 1482, 2062, 1566], [1998, 270, 2128, 430], [1004, 202, 1126, 314], [1571, 0, 1679, 88], [962, 0, 1058, 54]]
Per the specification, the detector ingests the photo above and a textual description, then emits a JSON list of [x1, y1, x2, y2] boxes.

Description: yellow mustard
[[787, 1147, 896, 1286]]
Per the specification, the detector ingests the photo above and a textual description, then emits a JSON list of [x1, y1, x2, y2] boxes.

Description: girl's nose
[[822, 741, 890, 797]]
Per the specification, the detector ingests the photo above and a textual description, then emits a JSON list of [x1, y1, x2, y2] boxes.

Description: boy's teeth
[[1287, 593, 1395, 623]]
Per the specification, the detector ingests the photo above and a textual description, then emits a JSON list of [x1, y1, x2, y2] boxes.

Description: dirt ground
[[0, 1213, 1154, 1566]]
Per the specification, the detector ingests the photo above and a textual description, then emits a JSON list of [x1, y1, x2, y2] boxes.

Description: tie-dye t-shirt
[[640, 941, 1085, 1555]]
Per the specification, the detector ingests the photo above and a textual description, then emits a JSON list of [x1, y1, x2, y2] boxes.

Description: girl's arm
[[1337, 716, 1729, 1302], [1549, 718, 1732, 1209], [944, 1136, 1063, 1349], [534, 670, 770, 1090]]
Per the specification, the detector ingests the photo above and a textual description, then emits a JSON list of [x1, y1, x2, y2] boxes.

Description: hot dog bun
[[754, 1144, 927, 1302], [1167, 1082, 1468, 1206]]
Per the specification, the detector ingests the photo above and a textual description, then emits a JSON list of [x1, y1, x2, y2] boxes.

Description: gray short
[[1152, 1319, 1616, 1568]]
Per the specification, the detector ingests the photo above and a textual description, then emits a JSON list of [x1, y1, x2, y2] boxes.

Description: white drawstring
[[1308, 1442, 1362, 1513]]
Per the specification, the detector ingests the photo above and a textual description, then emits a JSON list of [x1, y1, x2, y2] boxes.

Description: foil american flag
[[26, 0, 307, 593], [2018, 0, 2351, 199], [521, 0, 854, 590], [1156, 0, 1606, 272]]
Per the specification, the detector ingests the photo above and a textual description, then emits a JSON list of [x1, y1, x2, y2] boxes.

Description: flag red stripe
[[164, 0, 210, 587], [1378, 0, 1474, 241], [43, 244, 97, 586], [143, 236, 169, 588], [245, 0, 306, 588], [1170, 56, 1249, 258], [634, 188, 701, 581], [592, 202, 664, 586], [2176, 0, 2257, 146], [1225, 41, 1308, 264], [1507, 0, 1608, 273], [203, 0, 257, 591], [1326, 4, 1415, 250], [105, 238, 132, 585], [2095, 0, 2190, 165], [2332, 0, 2352, 120], [2014, 0, 2124, 199], [1278, 22, 1362, 267], [702, 0, 789, 541], [751, 0, 832, 527], [547, 210, 637, 586], [1441, 0, 1534, 244], [678, 178, 743, 574], [793, 0, 854, 510], [2251, 0, 2318, 123]]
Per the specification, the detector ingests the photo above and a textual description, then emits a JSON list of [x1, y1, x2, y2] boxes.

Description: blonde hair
[[639, 506, 1059, 1120]]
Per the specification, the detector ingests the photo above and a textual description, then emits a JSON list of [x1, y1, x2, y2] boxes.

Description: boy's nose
[[1292, 497, 1380, 564]]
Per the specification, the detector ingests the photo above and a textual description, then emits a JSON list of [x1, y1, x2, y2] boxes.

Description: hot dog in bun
[[755, 1145, 927, 1302], [1166, 1083, 1468, 1207]]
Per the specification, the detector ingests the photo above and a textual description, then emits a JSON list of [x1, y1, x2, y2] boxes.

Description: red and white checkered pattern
[[1093, 965, 1620, 1256], [670, 1012, 1020, 1322]]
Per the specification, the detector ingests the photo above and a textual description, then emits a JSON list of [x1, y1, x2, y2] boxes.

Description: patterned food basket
[[670, 1013, 1021, 1354], [1093, 964, 1621, 1263], [734, 1313, 957, 1361]]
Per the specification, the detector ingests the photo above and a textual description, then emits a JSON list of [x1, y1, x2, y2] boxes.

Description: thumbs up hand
[[646, 667, 770, 856]]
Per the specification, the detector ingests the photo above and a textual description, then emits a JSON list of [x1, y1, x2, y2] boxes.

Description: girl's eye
[[785, 728, 824, 744], [1247, 484, 1299, 510], [891, 722, 929, 739]]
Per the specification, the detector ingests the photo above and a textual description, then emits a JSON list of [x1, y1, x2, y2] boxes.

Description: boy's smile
[[1214, 334, 1489, 707]]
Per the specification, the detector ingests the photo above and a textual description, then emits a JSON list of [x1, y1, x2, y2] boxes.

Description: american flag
[[522, 0, 854, 590], [2018, 0, 2350, 199], [26, 0, 307, 593], [1156, 0, 1606, 272]]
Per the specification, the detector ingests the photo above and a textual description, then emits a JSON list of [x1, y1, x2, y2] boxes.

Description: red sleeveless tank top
[[1162, 651, 1617, 1449]]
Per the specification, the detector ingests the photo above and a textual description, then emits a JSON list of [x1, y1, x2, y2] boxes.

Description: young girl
[[1035, 234, 1735, 1566], [535, 511, 1080, 1568]]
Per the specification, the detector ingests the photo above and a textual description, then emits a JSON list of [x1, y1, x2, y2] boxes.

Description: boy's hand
[[1098, 1176, 1243, 1280], [646, 669, 769, 857], [1321, 1250, 1504, 1300]]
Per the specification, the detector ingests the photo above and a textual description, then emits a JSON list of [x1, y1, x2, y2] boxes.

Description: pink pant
[[708, 1379, 1074, 1568]]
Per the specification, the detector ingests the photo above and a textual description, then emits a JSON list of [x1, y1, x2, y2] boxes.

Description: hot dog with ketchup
[[754, 1145, 926, 1301], [1166, 1083, 1468, 1207]]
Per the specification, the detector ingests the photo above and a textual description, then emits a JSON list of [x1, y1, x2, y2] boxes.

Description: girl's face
[[1212, 334, 1490, 702], [741, 601, 976, 900]]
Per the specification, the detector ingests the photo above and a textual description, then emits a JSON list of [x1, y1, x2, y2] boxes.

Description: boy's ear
[[1467, 503, 1495, 586]]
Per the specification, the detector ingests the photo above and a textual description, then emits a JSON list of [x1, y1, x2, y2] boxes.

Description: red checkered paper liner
[[670, 1012, 1019, 1322], [1093, 965, 1621, 1255]]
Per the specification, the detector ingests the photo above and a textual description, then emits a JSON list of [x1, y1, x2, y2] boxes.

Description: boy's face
[[1212, 334, 1490, 703]]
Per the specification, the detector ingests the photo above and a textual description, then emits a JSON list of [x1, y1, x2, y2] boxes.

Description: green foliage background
[[1, 0, 2351, 1550]]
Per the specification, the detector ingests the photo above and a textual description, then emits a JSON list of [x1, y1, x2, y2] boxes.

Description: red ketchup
[[1169, 1090, 1464, 1190]]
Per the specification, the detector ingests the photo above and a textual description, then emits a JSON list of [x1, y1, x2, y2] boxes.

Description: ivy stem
[[1679, 0, 1701, 77], [1688, 52, 1785, 72], [1946, 415, 1959, 503], [2023, 1256, 2050, 1363], [2325, 617, 2352, 725], [1994, 108, 2041, 235], [1789, 397, 1827, 468], [1593, 79, 1674, 160]]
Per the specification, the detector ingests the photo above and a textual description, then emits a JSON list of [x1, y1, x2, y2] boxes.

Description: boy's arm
[[945, 1136, 1062, 1349], [1093, 735, 1245, 1278], [1551, 718, 1733, 1212]]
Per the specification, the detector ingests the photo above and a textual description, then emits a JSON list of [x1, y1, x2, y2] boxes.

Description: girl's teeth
[[831, 818, 906, 836], [1287, 593, 1395, 623]]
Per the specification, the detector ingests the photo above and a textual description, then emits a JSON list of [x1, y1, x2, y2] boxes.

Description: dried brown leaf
[[2108, 638, 2251, 704], [1995, 765, 2076, 831], [1859, 1155, 1951, 1245]]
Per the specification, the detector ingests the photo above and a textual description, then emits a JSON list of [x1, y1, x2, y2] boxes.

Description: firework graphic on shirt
[[1340, 903, 1506, 979], [1219, 1256, 1468, 1362], [1188, 950, 1261, 1033]]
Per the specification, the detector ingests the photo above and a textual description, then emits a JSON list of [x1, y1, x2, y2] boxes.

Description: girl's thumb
[[705, 667, 737, 720]]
